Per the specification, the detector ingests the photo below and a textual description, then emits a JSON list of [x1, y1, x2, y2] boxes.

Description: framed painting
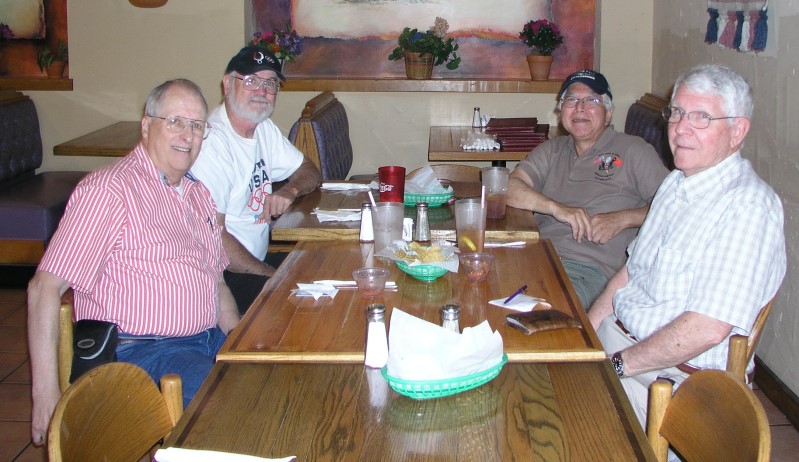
[[252, 0, 596, 81]]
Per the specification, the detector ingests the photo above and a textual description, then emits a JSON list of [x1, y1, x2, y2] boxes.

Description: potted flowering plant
[[251, 24, 303, 66], [37, 41, 68, 78], [519, 19, 564, 81], [0, 23, 13, 42], [388, 17, 460, 79]]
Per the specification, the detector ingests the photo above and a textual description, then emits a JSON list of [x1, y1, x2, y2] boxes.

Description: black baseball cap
[[225, 45, 286, 81], [558, 69, 612, 100]]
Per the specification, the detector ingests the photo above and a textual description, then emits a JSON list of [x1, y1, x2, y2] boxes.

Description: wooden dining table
[[163, 360, 655, 461], [428, 126, 532, 167], [270, 181, 539, 242], [218, 239, 603, 363]]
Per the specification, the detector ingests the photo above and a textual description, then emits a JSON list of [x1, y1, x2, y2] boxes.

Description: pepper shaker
[[364, 303, 388, 368], [359, 202, 374, 243], [413, 202, 431, 244], [441, 304, 461, 333]]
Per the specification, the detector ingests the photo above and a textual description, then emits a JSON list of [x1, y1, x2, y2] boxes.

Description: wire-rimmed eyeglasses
[[559, 95, 603, 109], [661, 106, 744, 129], [235, 74, 280, 94], [148, 115, 211, 139]]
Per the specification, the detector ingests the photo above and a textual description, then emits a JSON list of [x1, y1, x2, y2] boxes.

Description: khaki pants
[[596, 316, 689, 429]]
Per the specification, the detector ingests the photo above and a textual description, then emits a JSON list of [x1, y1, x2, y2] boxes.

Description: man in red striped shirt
[[26, 79, 239, 446]]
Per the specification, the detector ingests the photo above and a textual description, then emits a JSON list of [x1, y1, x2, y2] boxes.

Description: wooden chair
[[408, 164, 482, 183], [726, 297, 776, 382], [48, 362, 182, 462], [288, 91, 353, 180], [647, 369, 770, 462], [57, 301, 73, 392]]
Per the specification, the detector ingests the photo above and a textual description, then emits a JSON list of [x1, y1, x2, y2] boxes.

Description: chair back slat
[[48, 363, 179, 462], [648, 370, 770, 462]]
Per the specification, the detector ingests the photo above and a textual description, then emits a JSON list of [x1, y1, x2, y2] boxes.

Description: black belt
[[615, 319, 699, 375]]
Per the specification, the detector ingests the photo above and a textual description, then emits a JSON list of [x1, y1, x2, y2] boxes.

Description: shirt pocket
[[645, 247, 693, 303]]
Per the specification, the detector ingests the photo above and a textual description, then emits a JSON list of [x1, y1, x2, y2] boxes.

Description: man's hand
[[31, 383, 60, 445], [258, 187, 298, 220], [551, 204, 591, 242], [588, 212, 627, 244]]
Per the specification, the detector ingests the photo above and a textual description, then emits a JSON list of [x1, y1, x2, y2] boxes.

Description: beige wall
[[30, 0, 653, 175], [653, 2, 799, 395]]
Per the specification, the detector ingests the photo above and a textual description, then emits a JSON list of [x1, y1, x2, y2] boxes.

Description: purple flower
[[0, 23, 14, 41]]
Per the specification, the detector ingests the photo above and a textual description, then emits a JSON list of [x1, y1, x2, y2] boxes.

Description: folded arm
[[261, 158, 321, 219], [618, 311, 733, 376], [507, 168, 591, 243]]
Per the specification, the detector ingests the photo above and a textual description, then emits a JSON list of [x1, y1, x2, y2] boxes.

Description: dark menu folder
[[484, 117, 539, 134]]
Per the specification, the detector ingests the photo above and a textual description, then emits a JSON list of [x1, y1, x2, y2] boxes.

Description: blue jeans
[[116, 327, 226, 408]]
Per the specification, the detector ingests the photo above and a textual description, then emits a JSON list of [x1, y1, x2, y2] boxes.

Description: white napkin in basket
[[386, 308, 504, 381]]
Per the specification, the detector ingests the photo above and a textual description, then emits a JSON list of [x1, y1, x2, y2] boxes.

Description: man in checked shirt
[[588, 64, 786, 431], [27, 79, 240, 446]]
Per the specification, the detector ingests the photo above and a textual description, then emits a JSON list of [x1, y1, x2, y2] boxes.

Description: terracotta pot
[[404, 51, 434, 80], [46, 60, 66, 79], [526, 54, 553, 81]]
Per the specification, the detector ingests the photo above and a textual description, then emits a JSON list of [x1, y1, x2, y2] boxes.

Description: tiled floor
[[2, 286, 799, 461]]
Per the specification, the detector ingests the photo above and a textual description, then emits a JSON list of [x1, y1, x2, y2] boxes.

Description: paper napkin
[[320, 182, 371, 191], [312, 208, 362, 222], [405, 165, 449, 194], [386, 308, 504, 381], [155, 447, 295, 462], [488, 294, 551, 312], [293, 283, 338, 300]]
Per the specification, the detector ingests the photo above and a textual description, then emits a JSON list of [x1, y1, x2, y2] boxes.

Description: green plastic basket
[[396, 260, 448, 281], [382, 354, 508, 400], [403, 187, 454, 207]]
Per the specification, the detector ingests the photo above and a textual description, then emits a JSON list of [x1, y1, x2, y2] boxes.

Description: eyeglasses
[[560, 96, 603, 109], [235, 75, 280, 94], [148, 115, 211, 139], [661, 106, 744, 129]]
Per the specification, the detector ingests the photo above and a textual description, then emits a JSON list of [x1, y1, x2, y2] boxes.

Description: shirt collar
[[133, 142, 198, 189], [675, 151, 742, 202]]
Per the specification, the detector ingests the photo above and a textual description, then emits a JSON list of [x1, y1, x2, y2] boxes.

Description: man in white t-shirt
[[192, 45, 321, 313]]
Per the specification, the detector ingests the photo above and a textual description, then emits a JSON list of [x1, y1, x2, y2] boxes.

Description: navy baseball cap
[[225, 45, 286, 81], [558, 69, 612, 100]]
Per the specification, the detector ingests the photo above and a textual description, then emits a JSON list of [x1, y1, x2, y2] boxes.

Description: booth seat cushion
[[0, 171, 87, 241], [288, 96, 353, 181], [624, 93, 674, 170]]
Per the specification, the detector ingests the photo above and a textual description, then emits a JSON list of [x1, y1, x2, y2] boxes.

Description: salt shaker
[[364, 303, 388, 368], [472, 107, 482, 128], [441, 304, 461, 333], [413, 202, 431, 244], [359, 202, 374, 243]]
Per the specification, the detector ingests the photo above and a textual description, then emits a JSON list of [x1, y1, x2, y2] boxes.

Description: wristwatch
[[611, 351, 625, 378]]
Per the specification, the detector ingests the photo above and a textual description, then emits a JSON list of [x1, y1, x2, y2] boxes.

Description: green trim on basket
[[403, 187, 454, 207], [396, 260, 448, 281], [382, 354, 508, 400]]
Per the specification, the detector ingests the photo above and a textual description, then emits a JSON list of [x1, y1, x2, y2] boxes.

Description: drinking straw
[[481, 185, 486, 208], [368, 190, 377, 208]]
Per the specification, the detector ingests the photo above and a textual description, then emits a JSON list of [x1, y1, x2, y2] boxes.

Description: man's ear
[[140, 116, 150, 143], [729, 117, 750, 151]]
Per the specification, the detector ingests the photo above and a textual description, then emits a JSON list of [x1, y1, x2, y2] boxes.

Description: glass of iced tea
[[454, 198, 486, 252], [482, 167, 509, 219]]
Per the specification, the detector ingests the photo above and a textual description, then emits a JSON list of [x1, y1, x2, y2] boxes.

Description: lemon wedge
[[461, 236, 477, 251]]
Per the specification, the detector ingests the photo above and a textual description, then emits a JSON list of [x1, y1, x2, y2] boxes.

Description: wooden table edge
[[215, 349, 605, 363]]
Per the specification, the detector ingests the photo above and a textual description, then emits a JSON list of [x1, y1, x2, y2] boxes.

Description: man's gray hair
[[671, 64, 753, 120], [144, 78, 208, 118]]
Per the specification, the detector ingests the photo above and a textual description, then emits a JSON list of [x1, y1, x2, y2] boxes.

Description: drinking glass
[[454, 198, 486, 252]]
